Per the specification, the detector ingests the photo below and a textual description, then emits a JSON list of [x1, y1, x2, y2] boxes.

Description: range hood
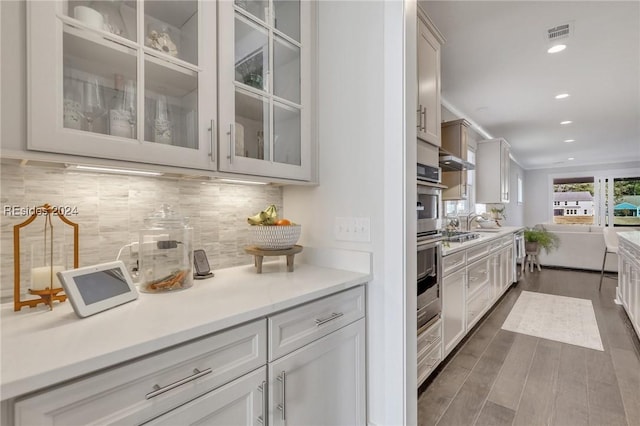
[[439, 155, 475, 172]]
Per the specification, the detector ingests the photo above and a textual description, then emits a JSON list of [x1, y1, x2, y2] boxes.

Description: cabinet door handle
[[417, 106, 422, 130], [145, 367, 212, 399], [277, 370, 287, 421], [315, 312, 344, 326], [208, 119, 216, 162], [422, 107, 427, 132], [257, 380, 267, 424], [227, 123, 235, 164]]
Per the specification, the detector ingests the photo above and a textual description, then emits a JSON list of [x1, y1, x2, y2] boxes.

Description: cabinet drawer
[[466, 286, 491, 330], [418, 339, 442, 386], [467, 242, 490, 264], [14, 320, 267, 426], [269, 286, 365, 361], [467, 258, 491, 300], [418, 318, 442, 355], [142, 367, 266, 426], [443, 251, 466, 275]]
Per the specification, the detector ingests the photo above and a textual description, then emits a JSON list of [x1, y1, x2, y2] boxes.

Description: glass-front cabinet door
[[218, 0, 311, 181], [28, 1, 216, 170]]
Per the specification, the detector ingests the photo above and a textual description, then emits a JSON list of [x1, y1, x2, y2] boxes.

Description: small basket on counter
[[249, 225, 302, 250]]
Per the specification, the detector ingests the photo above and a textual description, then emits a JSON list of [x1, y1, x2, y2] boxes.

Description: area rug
[[501, 291, 603, 351]]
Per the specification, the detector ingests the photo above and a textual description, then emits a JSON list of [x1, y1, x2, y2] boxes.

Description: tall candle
[[30, 266, 65, 290]]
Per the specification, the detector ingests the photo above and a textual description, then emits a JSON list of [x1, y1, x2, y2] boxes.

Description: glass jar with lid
[[138, 204, 193, 293]]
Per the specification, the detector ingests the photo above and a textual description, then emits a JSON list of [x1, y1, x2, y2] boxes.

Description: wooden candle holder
[[13, 204, 79, 311]]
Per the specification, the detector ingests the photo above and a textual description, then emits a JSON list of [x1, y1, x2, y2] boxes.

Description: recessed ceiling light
[[564, 139, 576, 143], [555, 93, 570, 99], [560, 120, 573, 125], [547, 44, 567, 53], [568, 157, 575, 161]]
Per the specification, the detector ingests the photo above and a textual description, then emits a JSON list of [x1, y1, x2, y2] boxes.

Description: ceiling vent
[[547, 23, 572, 42]]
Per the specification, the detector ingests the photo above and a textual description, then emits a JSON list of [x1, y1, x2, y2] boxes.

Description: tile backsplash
[[0, 163, 283, 302]]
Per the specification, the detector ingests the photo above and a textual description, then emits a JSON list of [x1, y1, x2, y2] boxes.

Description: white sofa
[[534, 224, 617, 272]]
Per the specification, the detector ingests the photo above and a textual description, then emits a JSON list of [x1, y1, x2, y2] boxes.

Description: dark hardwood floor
[[418, 267, 640, 426]]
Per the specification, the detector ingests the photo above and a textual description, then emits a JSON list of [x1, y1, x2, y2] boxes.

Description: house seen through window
[[552, 176, 640, 226]]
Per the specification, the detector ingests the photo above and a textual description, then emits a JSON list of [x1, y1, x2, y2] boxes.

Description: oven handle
[[417, 240, 441, 251]]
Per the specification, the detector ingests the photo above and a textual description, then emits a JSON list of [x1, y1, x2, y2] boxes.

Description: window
[[613, 176, 640, 226], [551, 174, 639, 227], [445, 148, 477, 216], [553, 177, 594, 225], [517, 175, 523, 205]]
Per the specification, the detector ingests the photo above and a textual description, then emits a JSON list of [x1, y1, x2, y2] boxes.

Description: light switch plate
[[335, 217, 371, 242]]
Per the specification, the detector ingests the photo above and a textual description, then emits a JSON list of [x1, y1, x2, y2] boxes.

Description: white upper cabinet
[[476, 138, 511, 204], [218, 0, 311, 181], [27, 1, 217, 170], [417, 9, 444, 147]]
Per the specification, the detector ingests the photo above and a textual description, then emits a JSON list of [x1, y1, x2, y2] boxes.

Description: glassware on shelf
[[82, 77, 106, 132], [123, 80, 137, 138], [63, 71, 83, 130], [91, 0, 128, 38], [109, 74, 136, 138], [153, 95, 172, 144]]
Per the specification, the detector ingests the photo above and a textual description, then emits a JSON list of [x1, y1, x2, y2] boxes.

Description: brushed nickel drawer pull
[[145, 368, 212, 399], [277, 371, 287, 420], [257, 380, 267, 424], [315, 312, 344, 326]]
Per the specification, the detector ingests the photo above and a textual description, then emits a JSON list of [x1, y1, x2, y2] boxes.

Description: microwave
[[417, 163, 441, 184], [417, 185, 442, 236]]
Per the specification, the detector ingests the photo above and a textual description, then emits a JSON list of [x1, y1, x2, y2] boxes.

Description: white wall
[[524, 161, 640, 226], [283, 1, 414, 424]]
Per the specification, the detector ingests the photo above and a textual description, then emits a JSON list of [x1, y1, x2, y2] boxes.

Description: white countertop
[[1, 260, 370, 400], [619, 230, 640, 250], [442, 226, 525, 255]]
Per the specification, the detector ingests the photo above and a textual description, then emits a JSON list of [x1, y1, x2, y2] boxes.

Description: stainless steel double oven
[[417, 183, 443, 333], [417, 237, 441, 333]]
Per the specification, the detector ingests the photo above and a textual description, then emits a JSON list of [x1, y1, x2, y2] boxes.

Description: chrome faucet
[[466, 213, 482, 231]]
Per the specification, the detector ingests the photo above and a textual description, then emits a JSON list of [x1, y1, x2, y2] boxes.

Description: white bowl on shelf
[[249, 225, 301, 250]]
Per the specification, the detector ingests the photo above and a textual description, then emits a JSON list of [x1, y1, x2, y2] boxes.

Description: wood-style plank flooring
[[418, 268, 640, 426]]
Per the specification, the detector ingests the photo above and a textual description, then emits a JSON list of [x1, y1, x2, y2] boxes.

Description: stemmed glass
[[63, 72, 83, 130], [82, 78, 106, 132], [153, 95, 172, 144], [123, 80, 136, 138]]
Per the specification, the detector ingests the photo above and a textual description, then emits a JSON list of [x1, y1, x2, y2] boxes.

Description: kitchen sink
[[443, 231, 481, 243]]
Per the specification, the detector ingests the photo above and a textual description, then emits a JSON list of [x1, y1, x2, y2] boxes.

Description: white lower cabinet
[[417, 319, 443, 386], [268, 319, 366, 426], [618, 237, 640, 339], [466, 285, 491, 329], [442, 234, 518, 360], [11, 286, 367, 426], [143, 367, 267, 426], [14, 320, 266, 426], [442, 267, 466, 355]]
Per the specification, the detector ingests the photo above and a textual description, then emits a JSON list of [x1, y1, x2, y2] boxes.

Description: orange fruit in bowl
[[275, 219, 291, 226]]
